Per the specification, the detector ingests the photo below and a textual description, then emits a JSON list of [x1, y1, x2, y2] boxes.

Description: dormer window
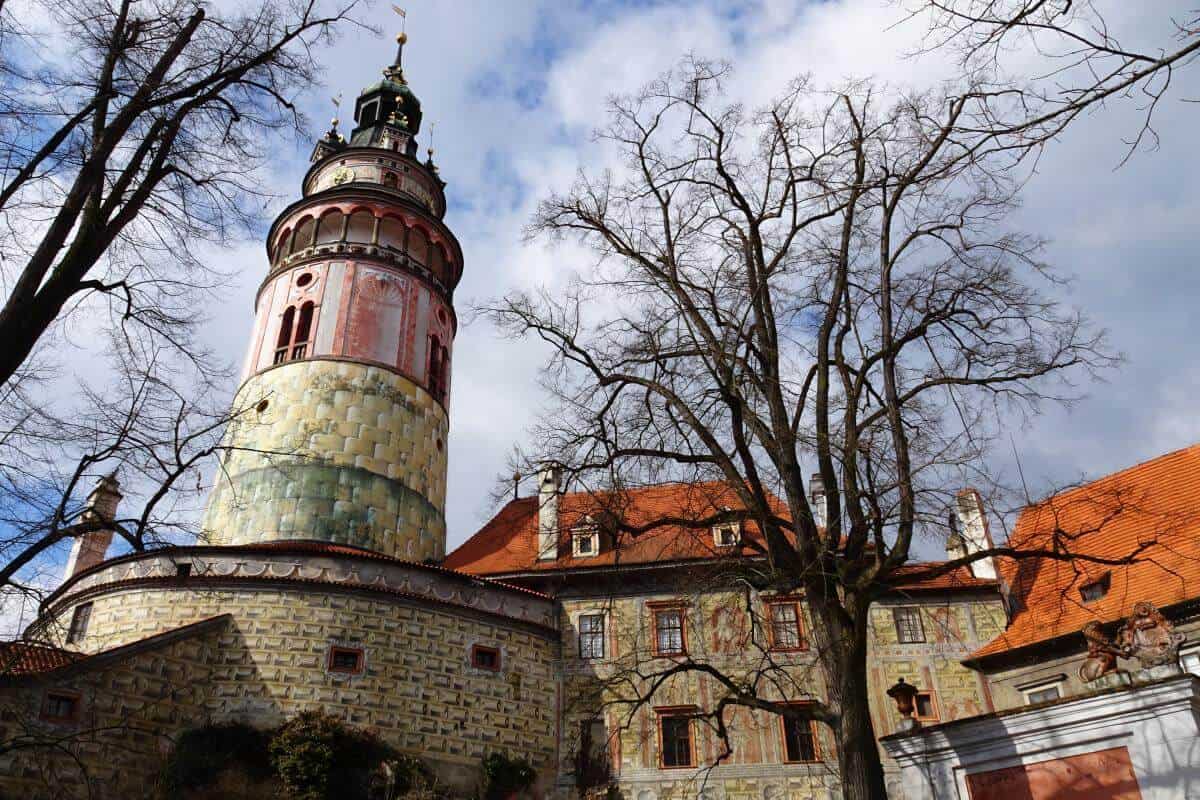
[[713, 521, 740, 547], [573, 522, 600, 558], [1079, 573, 1111, 603]]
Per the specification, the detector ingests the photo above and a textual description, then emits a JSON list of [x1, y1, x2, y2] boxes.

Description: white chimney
[[953, 488, 997, 580], [63, 473, 122, 582], [537, 466, 561, 561], [809, 472, 827, 529]]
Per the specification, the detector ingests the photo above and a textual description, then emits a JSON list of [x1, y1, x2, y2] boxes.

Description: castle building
[[2, 32, 1199, 800]]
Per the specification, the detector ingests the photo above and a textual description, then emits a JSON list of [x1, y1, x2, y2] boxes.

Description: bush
[[481, 752, 536, 800], [158, 722, 273, 798], [268, 710, 401, 800]]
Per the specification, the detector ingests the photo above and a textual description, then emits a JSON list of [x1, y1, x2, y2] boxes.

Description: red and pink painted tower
[[202, 35, 460, 561]]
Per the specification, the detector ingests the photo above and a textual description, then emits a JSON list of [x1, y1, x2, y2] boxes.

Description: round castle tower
[[202, 36, 460, 561]]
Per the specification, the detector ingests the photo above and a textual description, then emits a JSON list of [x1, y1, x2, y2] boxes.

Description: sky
[[3, 0, 1199, 635]]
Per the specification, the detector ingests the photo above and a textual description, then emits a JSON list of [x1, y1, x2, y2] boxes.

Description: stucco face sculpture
[[1118, 601, 1186, 669], [1078, 621, 1126, 683]]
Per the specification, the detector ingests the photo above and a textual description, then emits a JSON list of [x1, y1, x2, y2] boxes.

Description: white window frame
[[1180, 643, 1200, 675], [572, 525, 600, 558], [1018, 676, 1065, 705], [713, 521, 741, 547]]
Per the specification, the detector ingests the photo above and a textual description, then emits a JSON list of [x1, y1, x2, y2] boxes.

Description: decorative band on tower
[[201, 36, 461, 562]]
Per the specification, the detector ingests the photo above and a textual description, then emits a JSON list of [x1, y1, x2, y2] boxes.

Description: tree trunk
[[837, 658, 889, 800]]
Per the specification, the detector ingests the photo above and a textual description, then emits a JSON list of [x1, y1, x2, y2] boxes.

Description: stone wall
[[36, 581, 558, 794], [202, 359, 448, 560]]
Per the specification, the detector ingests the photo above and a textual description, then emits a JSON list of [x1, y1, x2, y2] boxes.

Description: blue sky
[[4, 0, 1199, 633]]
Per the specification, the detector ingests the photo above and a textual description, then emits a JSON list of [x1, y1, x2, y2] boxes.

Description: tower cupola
[[349, 33, 423, 153]]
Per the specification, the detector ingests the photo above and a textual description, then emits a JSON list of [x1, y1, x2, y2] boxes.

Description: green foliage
[[159, 722, 272, 797], [481, 752, 536, 800], [269, 710, 399, 800]]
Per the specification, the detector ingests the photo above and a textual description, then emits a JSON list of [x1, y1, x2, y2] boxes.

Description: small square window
[[573, 528, 599, 557], [1079, 573, 1110, 603], [41, 691, 79, 723], [175, 562, 192, 577], [713, 523, 740, 547], [914, 691, 939, 721], [327, 646, 364, 675], [66, 602, 92, 645], [471, 644, 502, 672], [892, 607, 925, 644]]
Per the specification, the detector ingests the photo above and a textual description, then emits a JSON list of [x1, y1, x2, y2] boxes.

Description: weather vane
[[331, 91, 342, 127]]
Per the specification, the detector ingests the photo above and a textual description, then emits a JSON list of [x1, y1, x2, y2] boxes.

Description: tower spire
[[386, 5, 408, 83]]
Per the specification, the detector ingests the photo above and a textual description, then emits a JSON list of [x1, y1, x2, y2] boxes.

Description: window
[[274, 301, 315, 364], [41, 691, 79, 723], [471, 644, 501, 672], [657, 709, 696, 768], [915, 691, 939, 721], [1019, 678, 1064, 705], [66, 602, 92, 645], [427, 336, 448, 405], [893, 607, 925, 643], [175, 562, 192, 578], [327, 646, 364, 675], [577, 719, 609, 784], [579, 614, 605, 660], [713, 522, 740, 547], [572, 525, 599, 558], [652, 607, 686, 656], [767, 601, 805, 651], [1079, 573, 1111, 603], [1181, 644, 1200, 676], [274, 306, 295, 364], [780, 707, 819, 763]]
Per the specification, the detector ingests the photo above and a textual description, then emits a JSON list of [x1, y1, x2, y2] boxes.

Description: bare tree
[[475, 54, 1177, 796]]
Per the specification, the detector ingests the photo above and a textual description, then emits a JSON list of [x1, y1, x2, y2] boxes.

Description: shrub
[[481, 752, 536, 800], [268, 710, 400, 800], [158, 722, 272, 798]]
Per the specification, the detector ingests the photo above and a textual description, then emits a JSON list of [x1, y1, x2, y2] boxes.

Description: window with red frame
[[274, 301, 315, 364], [41, 691, 79, 723], [767, 601, 804, 651], [653, 608, 686, 656], [471, 644, 501, 671], [780, 707, 819, 763], [327, 646, 364, 674], [657, 709, 696, 768]]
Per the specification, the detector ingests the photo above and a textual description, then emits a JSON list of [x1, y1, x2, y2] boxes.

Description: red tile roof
[[444, 481, 997, 592], [0, 641, 83, 676], [971, 443, 1200, 662]]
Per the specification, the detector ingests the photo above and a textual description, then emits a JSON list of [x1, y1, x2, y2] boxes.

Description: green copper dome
[[349, 35, 423, 147]]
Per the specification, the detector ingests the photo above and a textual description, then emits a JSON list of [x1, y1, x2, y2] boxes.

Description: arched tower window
[[347, 211, 374, 244], [409, 226, 430, 267], [292, 217, 316, 253], [382, 171, 398, 189], [378, 217, 405, 251], [428, 335, 448, 405], [274, 306, 295, 365], [316, 211, 344, 244], [274, 301, 316, 364]]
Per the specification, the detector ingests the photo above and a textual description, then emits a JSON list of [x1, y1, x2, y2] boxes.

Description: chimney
[[536, 466, 561, 561], [945, 511, 968, 562], [953, 488, 997, 580], [63, 473, 122, 582], [809, 472, 827, 529]]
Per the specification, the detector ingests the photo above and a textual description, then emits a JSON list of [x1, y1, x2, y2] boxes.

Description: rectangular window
[[1020, 679, 1064, 705], [579, 614, 606, 660], [1079, 573, 1111, 603], [653, 608, 686, 656], [781, 708, 819, 763], [893, 607, 925, 643], [1181, 645, 1200, 676], [41, 691, 79, 723], [915, 691, 939, 721], [66, 602, 92, 645], [327, 646, 364, 674], [713, 523, 740, 547], [572, 528, 599, 557], [768, 601, 804, 651], [471, 644, 501, 672], [657, 710, 695, 768]]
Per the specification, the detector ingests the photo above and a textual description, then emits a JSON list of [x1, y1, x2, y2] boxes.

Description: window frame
[[655, 706, 698, 769], [578, 613, 606, 660], [766, 599, 806, 652], [1079, 573, 1111, 603], [892, 606, 926, 644], [778, 703, 821, 763], [40, 690, 81, 724], [470, 643, 502, 672], [914, 690, 940, 722], [572, 526, 600, 558], [326, 645, 365, 675], [1180, 643, 1200, 676], [649, 603, 688, 657], [66, 602, 92, 645], [712, 521, 740, 548], [1019, 677, 1065, 705]]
